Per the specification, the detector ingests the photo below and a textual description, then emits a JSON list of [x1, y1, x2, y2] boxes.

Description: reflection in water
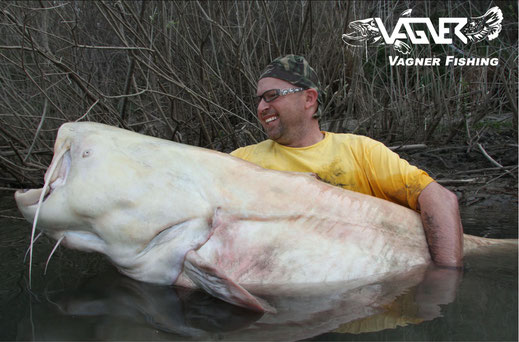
[[16, 265, 463, 341], [334, 266, 462, 335], [1, 195, 517, 341]]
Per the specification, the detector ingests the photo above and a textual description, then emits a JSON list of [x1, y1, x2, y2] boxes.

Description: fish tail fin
[[463, 234, 517, 254]]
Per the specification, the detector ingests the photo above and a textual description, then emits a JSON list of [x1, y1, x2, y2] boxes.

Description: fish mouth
[[343, 26, 367, 41], [15, 149, 71, 208]]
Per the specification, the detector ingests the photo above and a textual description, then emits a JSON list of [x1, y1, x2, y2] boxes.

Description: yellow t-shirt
[[231, 132, 434, 210]]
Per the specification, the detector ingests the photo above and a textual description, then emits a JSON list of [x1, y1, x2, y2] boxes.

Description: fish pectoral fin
[[183, 250, 276, 313]]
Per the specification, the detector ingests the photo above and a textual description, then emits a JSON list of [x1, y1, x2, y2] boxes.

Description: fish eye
[[82, 149, 93, 158]]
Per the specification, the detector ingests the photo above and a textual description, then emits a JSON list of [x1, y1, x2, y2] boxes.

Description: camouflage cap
[[259, 54, 323, 118]]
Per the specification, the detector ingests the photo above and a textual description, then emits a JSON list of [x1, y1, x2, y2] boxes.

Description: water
[[1, 192, 517, 341]]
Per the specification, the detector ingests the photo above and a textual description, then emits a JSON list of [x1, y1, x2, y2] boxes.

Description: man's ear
[[303, 88, 319, 110]]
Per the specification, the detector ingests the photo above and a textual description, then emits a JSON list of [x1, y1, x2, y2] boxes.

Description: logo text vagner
[[342, 7, 503, 62]]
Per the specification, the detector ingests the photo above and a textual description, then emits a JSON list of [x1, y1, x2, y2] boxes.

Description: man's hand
[[417, 182, 464, 268]]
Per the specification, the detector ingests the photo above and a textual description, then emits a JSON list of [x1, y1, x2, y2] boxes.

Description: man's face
[[256, 77, 306, 146]]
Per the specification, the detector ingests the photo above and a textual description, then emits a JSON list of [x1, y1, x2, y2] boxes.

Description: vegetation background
[[0, 0, 517, 189]]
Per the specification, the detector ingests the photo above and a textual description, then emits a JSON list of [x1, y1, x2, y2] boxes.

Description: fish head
[[15, 122, 213, 277], [342, 18, 383, 46]]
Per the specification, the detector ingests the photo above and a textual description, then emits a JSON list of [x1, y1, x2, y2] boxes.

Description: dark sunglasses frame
[[256, 88, 305, 104]]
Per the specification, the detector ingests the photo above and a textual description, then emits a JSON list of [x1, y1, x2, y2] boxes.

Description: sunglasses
[[256, 88, 305, 105]]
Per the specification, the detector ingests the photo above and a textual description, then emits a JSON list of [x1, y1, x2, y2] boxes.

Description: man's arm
[[417, 182, 464, 268]]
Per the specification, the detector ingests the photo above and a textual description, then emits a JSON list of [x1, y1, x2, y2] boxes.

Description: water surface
[[1, 192, 517, 341]]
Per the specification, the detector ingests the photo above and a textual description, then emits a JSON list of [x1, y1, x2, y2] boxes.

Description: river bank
[[400, 128, 517, 211]]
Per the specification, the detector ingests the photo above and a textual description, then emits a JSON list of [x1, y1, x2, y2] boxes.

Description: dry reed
[[0, 0, 516, 188]]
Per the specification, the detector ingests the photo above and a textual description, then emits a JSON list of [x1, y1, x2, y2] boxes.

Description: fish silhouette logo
[[342, 7, 503, 55], [461, 7, 503, 42]]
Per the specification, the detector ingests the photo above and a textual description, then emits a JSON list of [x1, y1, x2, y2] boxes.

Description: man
[[231, 55, 463, 268]]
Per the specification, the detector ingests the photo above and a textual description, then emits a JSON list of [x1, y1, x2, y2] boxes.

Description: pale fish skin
[[14, 122, 513, 312]]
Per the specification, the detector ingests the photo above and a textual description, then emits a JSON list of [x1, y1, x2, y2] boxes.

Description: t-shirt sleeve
[[230, 142, 270, 166], [230, 146, 250, 160], [363, 141, 434, 210]]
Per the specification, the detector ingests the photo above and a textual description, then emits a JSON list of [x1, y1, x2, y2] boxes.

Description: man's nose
[[257, 99, 269, 116]]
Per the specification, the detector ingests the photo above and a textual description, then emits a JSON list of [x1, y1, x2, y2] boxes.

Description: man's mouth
[[265, 116, 278, 123]]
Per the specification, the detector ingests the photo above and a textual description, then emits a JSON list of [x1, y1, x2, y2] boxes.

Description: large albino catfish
[[15, 122, 512, 312]]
